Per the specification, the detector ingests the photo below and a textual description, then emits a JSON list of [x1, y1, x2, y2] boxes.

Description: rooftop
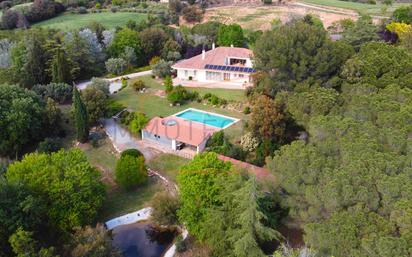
[[172, 46, 253, 70], [144, 116, 219, 146]]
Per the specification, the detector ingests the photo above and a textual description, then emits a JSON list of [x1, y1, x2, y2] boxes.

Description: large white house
[[171, 45, 255, 86]]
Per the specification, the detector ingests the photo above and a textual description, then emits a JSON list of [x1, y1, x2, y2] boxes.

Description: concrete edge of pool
[[172, 108, 240, 130]]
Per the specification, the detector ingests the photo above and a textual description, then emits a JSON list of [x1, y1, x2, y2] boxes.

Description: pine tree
[[52, 48, 72, 84], [73, 87, 89, 143], [231, 177, 281, 257]]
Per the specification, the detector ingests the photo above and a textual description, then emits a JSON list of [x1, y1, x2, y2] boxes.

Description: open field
[[205, 4, 358, 30], [33, 12, 147, 30], [298, 0, 409, 16]]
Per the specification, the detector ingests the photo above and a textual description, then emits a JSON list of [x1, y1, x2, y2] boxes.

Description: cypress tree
[[52, 48, 72, 84], [73, 87, 89, 143]]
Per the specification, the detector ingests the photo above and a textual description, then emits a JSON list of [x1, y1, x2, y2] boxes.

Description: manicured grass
[[131, 75, 247, 102], [98, 178, 162, 221], [33, 12, 147, 30], [113, 76, 248, 142], [299, 0, 408, 15], [147, 154, 190, 182]]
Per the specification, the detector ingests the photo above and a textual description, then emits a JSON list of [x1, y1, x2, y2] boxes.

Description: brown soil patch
[[202, 3, 357, 30]]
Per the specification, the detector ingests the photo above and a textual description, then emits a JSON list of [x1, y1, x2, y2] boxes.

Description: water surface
[[112, 222, 176, 257]]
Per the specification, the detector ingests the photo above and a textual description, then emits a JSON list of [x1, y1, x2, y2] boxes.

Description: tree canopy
[[6, 149, 106, 233]]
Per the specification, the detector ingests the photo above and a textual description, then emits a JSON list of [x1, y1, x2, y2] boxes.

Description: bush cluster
[[167, 85, 199, 105], [202, 93, 227, 106]]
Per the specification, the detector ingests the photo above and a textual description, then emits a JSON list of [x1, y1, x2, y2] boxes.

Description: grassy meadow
[[33, 12, 147, 30]]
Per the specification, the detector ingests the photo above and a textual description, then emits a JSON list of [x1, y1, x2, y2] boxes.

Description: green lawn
[[147, 154, 190, 183], [132, 75, 247, 102], [33, 12, 147, 30], [299, 0, 409, 15], [98, 178, 162, 221], [112, 80, 247, 141]]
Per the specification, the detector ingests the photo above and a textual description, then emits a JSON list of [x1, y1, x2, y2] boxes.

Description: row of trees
[[1, 0, 65, 29]]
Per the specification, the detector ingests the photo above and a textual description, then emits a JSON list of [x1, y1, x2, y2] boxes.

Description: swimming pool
[[174, 108, 237, 129]]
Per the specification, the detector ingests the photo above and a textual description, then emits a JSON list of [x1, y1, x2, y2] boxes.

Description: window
[[194, 70, 197, 76], [239, 74, 244, 78], [184, 70, 188, 77], [206, 71, 223, 81]]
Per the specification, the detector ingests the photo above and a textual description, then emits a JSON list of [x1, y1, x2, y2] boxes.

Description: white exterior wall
[[176, 69, 198, 80], [197, 70, 207, 82], [196, 137, 209, 153]]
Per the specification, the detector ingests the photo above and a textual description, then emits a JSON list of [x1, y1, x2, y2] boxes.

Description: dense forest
[[0, 1, 411, 257]]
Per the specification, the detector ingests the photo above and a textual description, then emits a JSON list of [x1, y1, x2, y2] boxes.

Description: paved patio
[[173, 78, 251, 90]]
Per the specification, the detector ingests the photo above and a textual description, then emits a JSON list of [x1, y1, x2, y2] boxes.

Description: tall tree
[[217, 24, 245, 47], [6, 149, 106, 233], [0, 84, 45, 157], [73, 87, 89, 143], [254, 20, 353, 92], [51, 48, 72, 84]]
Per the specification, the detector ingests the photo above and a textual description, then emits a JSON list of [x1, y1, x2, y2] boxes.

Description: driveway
[[103, 118, 160, 161], [76, 70, 152, 93]]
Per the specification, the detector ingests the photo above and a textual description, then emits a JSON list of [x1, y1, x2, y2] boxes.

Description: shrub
[[240, 132, 259, 152], [121, 149, 143, 158], [107, 100, 125, 117], [78, 6, 88, 14], [206, 131, 225, 147], [115, 155, 147, 190], [182, 5, 203, 23], [164, 76, 173, 93], [150, 192, 180, 226], [167, 86, 198, 105], [32, 83, 73, 104], [95, 2, 101, 9], [128, 112, 149, 134], [392, 6, 412, 24], [151, 59, 172, 78], [175, 235, 187, 253], [111, 7, 118, 13], [26, 0, 65, 23], [37, 138, 62, 153], [243, 106, 251, 114], [131, 80, 145, 91], [89, 78, 110, 96], [149, 56, 161, 66], [81, 87, 108, 125], [105, 58, 127, 75]]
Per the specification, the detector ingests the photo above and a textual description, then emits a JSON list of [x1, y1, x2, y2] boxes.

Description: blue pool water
[[176, 109, 236, 128]]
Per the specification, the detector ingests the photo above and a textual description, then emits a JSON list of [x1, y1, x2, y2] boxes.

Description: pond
[[112, 222, 177, 257]]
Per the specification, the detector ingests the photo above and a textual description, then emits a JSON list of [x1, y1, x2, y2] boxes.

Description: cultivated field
[[33, 12, 147, 30], [205, 4, 358, 30]]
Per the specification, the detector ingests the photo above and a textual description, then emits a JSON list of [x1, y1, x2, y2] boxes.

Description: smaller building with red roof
[[142, 109, 238, 154], [172, 45, 255, 87]]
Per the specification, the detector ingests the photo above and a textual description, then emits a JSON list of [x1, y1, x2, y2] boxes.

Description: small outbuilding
[[142, 116, 219, 153]]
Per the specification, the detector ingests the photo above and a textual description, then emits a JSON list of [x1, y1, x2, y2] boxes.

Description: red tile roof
[[144, 117, 219, 146], [218, 155, 271, 179], [172, 47, 253, 70]]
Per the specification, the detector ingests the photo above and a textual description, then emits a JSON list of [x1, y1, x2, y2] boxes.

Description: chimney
[[212, 42, 215, 50], [230, 44, 234, 48], [202, 49, 205, 60]]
